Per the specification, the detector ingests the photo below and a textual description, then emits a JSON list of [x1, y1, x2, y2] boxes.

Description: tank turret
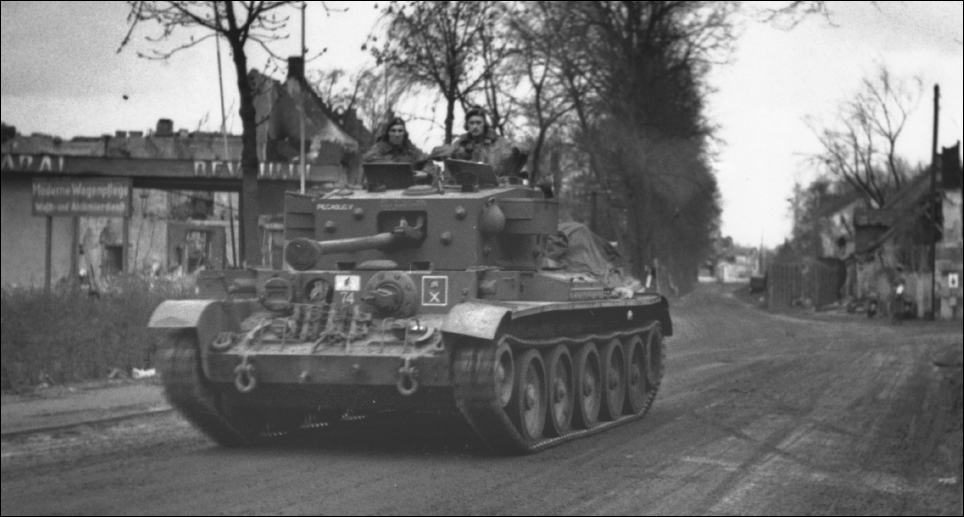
[[281, 184, 559, 273]]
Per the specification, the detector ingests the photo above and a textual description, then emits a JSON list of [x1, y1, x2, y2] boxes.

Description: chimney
[[156, 119, 174, 137], [115, 131, 128, 139], [0, 123, 15, 144], [287, 56, 305, 80], [129, 131, 144, 138]]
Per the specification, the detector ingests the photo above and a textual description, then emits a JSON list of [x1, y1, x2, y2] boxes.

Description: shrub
[[1, 275, 193, 390]]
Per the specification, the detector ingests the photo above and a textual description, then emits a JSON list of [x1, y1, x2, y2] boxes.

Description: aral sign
[[32, 178, 132, 217]]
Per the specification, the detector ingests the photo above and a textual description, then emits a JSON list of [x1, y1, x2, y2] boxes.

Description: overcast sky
[[2, 1, 962, 247]]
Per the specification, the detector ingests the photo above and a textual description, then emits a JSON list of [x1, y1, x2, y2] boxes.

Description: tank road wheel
[[513, 350, 547, 442], [600, 339, 627, 422], [644, 325, 666, 403], [545, 346, 575, 437], [573, 343, 602, 430], [495, 342, 515, 409], [157, 331, 267, 447], [624, 324, 665, 417], [625, 335, 649, 416]]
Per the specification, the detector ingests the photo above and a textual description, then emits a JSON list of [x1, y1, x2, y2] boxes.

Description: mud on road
[[2, 285, 961, 516]]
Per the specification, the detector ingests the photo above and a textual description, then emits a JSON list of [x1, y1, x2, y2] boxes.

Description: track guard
[[150, 300, 259, 374], [442, 303, 512, 341], [647, 296, 673, 337]]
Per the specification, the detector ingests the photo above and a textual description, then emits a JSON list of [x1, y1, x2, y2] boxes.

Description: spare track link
[[452, 323, 664, 455]]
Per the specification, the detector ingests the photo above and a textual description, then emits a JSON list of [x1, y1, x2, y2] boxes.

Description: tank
[[149, 167, 673, 454]]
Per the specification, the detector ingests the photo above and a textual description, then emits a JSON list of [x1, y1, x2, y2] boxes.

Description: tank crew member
[[431, 106, 530, 178], [364, 117, 438, 180]]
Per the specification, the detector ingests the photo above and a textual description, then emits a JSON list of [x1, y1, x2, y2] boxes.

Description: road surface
[[2, 285, 961, 516]]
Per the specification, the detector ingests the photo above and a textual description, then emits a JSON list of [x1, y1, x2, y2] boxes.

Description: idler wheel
[[545, 346, 574, 437], [573, 343, 602, 430], [600, 339, 627, 421], [513, 350, 547, 442]]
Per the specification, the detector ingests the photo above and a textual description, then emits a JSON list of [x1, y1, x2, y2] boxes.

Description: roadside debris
[[132, 369, 156, 380]]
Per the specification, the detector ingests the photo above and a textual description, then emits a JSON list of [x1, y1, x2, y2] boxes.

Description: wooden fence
[[767, 260, 846, 311]]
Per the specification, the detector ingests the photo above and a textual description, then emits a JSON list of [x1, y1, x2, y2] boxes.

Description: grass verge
[[1, 276, 191, 391]]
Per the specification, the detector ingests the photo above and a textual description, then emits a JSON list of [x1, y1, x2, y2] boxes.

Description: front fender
[[442, 302, 512, 341], [149, 300, 223, 329], [150, 300, 260, 374]]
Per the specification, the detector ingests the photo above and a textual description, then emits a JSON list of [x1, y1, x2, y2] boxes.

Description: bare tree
[[807, 65, 923, 207], [370, 1, 514, 143], [757, 1, 880, 29], [506, 1, 579, 186], [310, 67, 417, 136], [120, 1, 300, 267], [484, 2, 730, 293]]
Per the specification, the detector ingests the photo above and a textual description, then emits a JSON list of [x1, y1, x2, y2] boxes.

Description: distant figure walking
[[890, 278, 907, 325]]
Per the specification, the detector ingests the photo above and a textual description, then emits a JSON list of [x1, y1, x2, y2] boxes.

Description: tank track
[[158, 330, 326, 446], [452, 322, 665, 455]]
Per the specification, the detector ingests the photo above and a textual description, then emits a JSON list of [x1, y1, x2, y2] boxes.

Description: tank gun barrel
[[316, 232, 399, 255], [286, 226, 425, 272]]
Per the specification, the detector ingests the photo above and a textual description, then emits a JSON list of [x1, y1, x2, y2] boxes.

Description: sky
[[2, 1, 962, 248]]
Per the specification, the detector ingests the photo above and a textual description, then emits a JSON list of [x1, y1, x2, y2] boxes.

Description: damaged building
[[1, 58, 369, 291]]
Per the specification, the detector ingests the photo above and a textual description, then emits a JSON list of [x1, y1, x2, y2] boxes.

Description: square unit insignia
[[334, 275, 361, 292], [422, 276, 449, 306]]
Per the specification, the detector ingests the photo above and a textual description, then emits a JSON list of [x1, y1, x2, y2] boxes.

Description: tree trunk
[[444, 90, 457, 145], [531, 127, 547, 186], [230, 39, 262, 267], [550, 148, 562, 201]]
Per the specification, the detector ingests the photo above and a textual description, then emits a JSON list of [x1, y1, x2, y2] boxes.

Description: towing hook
[[212, 332, 235, 351], [397, 358, 420, 397], [234, 363, 259, 394]]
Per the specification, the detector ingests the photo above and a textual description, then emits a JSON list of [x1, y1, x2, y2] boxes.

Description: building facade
[[1, 60, 369, 290]]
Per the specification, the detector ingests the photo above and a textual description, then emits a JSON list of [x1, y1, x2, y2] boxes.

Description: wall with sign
[[1, 177, 74, 288], [2, 173, 246, 289]]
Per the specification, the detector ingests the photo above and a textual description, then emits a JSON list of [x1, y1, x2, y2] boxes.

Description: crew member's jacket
[[431, 128, 530, 178]]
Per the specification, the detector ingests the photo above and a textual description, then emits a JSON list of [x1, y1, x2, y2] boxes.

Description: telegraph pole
[[929, 84, 940, 320], [216, 34, 238, 268]]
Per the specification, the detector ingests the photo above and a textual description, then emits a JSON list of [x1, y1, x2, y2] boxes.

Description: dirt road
[[2, 286, 961, 516]]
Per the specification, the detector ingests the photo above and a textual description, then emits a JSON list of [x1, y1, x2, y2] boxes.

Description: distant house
[[845, 149, 964, 320], [937, 144, 962, 319], [816, 190, 868, 261], [717, 246, 761, 284], [250, 57, 371, 185]]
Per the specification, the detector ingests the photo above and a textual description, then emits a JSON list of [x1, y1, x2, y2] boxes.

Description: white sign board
[[949, 273, 960, 290]]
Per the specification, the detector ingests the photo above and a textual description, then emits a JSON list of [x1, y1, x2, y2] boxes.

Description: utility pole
[[929, 84, 940, 320], [299, 1, 307, 194], [216, 34, 238, 268]]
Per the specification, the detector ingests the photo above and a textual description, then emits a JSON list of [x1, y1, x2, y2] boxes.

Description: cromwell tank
[[149, 164, 672, 454]]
